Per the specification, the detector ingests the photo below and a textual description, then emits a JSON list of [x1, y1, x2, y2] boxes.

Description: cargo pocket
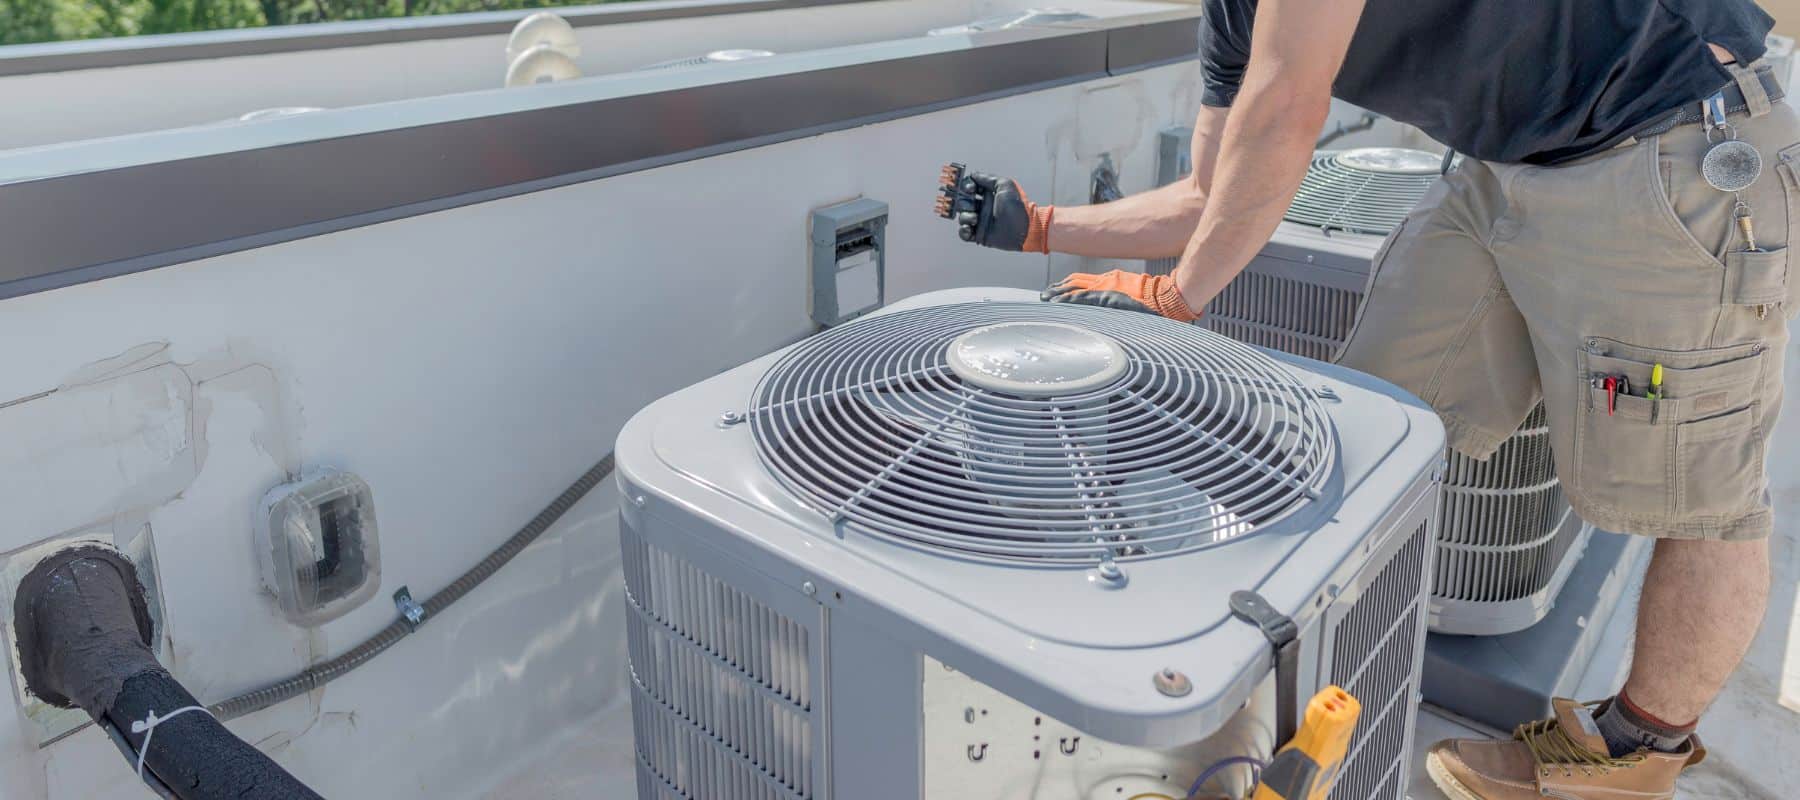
[[1574, 338, 1766, 518], [1676, 404, 1762, 517], [1776, 143, 1800, 318], [1723, 248, 1788, 308]]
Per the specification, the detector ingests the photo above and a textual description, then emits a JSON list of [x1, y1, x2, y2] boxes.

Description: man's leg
[[1607, 538, 1770, 744], [1427, 76, 1796, 799], [1335, 159, 1538, 459]]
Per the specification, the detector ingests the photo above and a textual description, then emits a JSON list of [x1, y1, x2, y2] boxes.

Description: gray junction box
[[809, 198, 887, 328]]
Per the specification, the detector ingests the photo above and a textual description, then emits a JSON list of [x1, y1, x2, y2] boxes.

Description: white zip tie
[[130, 706, 215, 782]]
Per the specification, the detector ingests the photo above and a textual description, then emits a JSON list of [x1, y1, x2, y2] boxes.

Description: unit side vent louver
[[1284, 148, 1440, 236], [624, 531, 815, 800], [1328, 520, 1431, 800], [748, 303, 1335, 563], [1204, 271, 1363, 362], [1434, 406, 1584, 605]]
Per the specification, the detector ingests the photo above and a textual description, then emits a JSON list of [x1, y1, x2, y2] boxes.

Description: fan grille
[[1284, 149, 1440, 236], [748, 303, 1336, 563]]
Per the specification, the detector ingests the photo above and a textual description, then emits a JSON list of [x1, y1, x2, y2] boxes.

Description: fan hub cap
[[946, 322, 1128, 397], [1331, 147, 1441, 175]]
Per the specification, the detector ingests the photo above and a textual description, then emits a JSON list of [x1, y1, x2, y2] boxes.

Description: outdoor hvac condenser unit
[[1159, 146, 1592, 636], [615, 287, 1443, 800]]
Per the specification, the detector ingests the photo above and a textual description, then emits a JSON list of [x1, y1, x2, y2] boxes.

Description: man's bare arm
[[1172, 0, 1365, 311], [1049, 105, 1229, 259]]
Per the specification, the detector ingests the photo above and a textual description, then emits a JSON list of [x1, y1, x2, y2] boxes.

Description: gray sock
[[1593, 695, 1693, 757]]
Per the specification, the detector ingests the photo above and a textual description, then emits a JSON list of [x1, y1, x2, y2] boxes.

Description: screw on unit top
[[719, 410, 745, 427], [1153, 667, 1193, 697], [1090, 553, 1129, 589]]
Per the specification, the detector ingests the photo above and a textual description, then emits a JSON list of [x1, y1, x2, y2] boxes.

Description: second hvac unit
[[617, 288, 1443, 800], [1150, 132, 1591, 635]]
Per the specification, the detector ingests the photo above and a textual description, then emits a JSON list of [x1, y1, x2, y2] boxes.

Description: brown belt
[[1627, 65, 1785, 138], [1567, 65, 1790, 165]]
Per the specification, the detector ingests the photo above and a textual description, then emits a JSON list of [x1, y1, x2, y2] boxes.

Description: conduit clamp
[[394, 587, 427, 631]]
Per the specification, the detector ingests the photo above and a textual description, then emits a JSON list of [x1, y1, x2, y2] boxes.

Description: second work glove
[[1042, 270, 1199, 323], [936, 163, 1053, 253]]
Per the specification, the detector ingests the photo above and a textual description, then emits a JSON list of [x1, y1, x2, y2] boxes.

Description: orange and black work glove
[[1042, 270, 1199, 323], [935, 163, 1052, 253]]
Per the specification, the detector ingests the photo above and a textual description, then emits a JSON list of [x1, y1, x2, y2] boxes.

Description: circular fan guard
[[749, 303, 1336, 563], [1284, 147, 1441, 236]]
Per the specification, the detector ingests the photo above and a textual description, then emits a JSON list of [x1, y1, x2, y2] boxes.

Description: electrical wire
[[1315, 112, 1379, 148], [208, 455, 615, 720], [1186, 755, 1265, 800]]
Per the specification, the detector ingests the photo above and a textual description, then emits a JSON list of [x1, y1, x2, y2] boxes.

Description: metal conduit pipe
[[210, 453, 615, 720], [12, 546, 322, 799], [13, 453, 615, 798]]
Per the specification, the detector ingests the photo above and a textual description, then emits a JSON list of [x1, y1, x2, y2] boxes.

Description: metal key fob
[[1703, 92, 1763, 193]]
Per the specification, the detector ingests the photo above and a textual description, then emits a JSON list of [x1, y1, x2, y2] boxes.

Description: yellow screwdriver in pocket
[[1648, 363, 1664, 422]]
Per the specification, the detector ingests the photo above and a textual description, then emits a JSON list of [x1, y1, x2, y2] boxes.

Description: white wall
[[0, 60, 1200, 798]]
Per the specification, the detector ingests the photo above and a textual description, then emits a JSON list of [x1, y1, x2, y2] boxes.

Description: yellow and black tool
[[1251, 686, 1361, 800]]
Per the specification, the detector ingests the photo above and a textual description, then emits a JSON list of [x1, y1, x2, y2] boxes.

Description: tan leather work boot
[[1424, 698, 1706, 800]]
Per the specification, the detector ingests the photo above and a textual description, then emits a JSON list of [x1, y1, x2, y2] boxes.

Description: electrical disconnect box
[[810, 198, 887, 327], [256, 468, 381, 627]]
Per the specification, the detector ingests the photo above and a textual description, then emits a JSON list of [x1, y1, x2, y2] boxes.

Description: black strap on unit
[[1231, 589, 1301, 745]]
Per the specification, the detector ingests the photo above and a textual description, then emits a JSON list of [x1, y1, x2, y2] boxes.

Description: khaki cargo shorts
[[1339, 69, 1800, 541]]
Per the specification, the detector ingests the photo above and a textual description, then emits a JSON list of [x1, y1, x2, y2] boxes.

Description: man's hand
[[1042, 270, 1199, 322], [935, 164, 1052, 253]]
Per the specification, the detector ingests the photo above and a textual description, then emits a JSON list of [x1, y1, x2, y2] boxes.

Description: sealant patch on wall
[[0, 343, 198, 745], [0, 343, 199, 544], [1047, 80, 1155, 284], [0, 341, 304, 746], [1, 530, 170, 745], [1072, 81, 1151, 165], [0, 525, 170, 745]]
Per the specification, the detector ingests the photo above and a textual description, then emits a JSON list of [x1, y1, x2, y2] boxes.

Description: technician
[[941, 2, 1793, 798]]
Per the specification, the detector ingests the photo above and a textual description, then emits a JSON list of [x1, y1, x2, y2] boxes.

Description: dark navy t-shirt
[[1199, 0, 1776, 164]]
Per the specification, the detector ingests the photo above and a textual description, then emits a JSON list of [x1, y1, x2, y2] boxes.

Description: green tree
[[0, 0, 60, 45], [139, 0, 267, 34]]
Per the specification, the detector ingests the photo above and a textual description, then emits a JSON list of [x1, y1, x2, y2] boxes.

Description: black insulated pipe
[[13, 546, 322, 800]]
